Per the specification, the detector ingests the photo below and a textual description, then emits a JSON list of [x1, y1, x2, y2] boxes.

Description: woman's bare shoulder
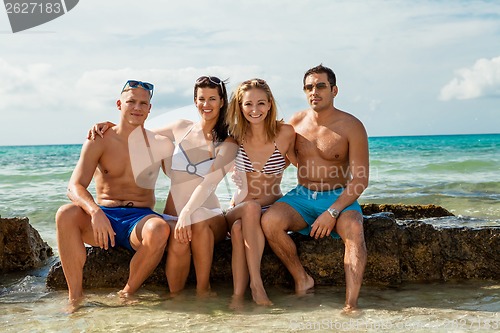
[[278, 123, 296, 140]]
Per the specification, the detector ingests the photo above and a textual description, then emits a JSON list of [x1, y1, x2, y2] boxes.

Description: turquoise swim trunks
[[276, 185, 362, 239], [100, 206, 161, 251]]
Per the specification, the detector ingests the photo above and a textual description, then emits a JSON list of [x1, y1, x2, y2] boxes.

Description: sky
[[0, 0, 499, 146]]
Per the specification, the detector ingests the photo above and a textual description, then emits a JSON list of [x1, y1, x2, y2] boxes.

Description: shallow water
[[1, 134, 499, 331], [1, 276, 499, 332]]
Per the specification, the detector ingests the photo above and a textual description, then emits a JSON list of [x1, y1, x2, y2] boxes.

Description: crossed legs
[[226, 201, 271, 305]]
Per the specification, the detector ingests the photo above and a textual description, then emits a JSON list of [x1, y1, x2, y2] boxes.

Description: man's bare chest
[[295, 127, 348, 162]]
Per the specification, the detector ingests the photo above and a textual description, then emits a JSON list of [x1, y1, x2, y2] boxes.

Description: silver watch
[[327, 208, 340, 219]]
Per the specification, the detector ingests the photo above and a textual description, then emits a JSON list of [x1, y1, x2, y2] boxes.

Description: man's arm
[[127, 127, 174, 189], [152, 119, 192, 142], [330, 119, 369, 212], [310, 118, 369, 239], [67, 139, 116, 249]]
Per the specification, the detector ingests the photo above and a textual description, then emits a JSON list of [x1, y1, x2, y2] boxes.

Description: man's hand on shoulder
[[87, 121, 115, 140]]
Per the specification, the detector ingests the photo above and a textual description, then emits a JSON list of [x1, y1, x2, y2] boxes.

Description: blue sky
[[0, 0, 499, 146]]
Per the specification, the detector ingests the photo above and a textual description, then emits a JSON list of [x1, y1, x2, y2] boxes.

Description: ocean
[[1, 133, 499, 332]]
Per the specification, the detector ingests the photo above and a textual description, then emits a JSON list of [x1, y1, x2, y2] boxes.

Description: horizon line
[[1, 132, 499, 148]]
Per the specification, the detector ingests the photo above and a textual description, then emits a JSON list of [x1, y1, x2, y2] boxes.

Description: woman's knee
[[168, 237, 191, 256], [230, 220, 243, 243], [241, 201, 261, 217], [191, 219, 210, 236]]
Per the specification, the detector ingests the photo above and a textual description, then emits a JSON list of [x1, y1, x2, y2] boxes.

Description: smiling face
[[117, 88, 151, 126], [194, 87, 223, 122], [241, 88, 271, 124]]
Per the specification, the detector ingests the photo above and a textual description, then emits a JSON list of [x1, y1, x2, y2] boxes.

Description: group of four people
[[56, 64, 369, 313]]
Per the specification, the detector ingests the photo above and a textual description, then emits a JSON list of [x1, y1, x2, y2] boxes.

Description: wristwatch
[[327, 208, 340, 219]]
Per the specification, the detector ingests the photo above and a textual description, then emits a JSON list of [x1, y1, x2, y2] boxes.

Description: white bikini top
[[171, 125, 215, 177]]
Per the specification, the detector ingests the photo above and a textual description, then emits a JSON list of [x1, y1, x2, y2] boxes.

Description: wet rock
[[46, 246, 167, 290], [360, 203, 454, 219], [46, 204, 499, 290], [0, 217, 53, 272]]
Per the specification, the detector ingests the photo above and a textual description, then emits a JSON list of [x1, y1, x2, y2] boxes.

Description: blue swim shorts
[[276, 185, 362, 239], [100, 206, 162, 251]]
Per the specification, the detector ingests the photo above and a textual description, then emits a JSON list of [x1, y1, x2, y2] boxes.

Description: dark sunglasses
[[303, 82, 330, 92], [243, 78, 267, 85], [122, 80, 154, 98]]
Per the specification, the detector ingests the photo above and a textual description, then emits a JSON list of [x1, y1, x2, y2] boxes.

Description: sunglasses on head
[[196, 75, 222, 85], [196, 76, 225, 94], [243, 78, 267, 85], [303, 82, 330, 92], [122, 80, 154, 98]]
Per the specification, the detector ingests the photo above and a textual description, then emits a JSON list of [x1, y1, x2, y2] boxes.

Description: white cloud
[[439, 56, 500, 100], [0, 59, 265, 114], [0, 58, 64, 109], [2, 1, 500, 145]]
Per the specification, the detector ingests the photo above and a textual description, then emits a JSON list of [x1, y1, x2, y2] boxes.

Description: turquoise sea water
[[1, 133, 499, 332]]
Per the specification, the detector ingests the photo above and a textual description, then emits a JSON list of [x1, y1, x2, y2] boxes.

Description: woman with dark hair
[[89, 76, 237, 296], [161, 76, 237, 296]]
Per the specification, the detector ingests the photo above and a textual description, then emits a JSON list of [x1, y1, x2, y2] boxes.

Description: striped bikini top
[[235, 142, 286, 175]]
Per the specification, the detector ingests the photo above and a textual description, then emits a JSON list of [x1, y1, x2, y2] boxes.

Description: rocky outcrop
[[46, 205, 499, 290], [360, 203, 454, 219], [0, 217, 53, 272]]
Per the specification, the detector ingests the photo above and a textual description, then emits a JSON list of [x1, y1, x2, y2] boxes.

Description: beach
[[1, 133, 499, 332]]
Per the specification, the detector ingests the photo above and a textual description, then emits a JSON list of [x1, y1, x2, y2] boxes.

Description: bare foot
[[118, 290, 139, 305], [168, 290, 187, 300], [229, 294, 245, 311], [250, 284, 273, 306], [196, 288, 217, 298], [295, 274, 315, 295], [65, 296, 84, 314], [341, 304, 363, 317]]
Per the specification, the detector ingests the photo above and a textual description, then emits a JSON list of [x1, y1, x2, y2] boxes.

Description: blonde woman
[[225, 78, 296, 306]]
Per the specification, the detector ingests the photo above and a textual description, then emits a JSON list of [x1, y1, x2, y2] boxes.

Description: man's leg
[[334, 210, 366, 311], [261, 202, 313, 294], [121, 215, 170, 295], [190, 209, 227, 296], [55, 204, 98, 305]]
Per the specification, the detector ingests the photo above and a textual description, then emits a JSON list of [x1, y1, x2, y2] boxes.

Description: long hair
[[226, 78, 282, 143], [194, 76, 229, 143]]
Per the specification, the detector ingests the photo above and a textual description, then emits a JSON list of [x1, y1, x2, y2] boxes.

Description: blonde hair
[[226, 78, 282, 143]]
